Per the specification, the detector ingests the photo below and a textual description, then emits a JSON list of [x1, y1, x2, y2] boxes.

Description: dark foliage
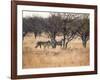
[[23, 13, 89, 48]]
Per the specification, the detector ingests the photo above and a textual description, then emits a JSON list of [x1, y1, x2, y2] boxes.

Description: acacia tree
[[42, 13, 64, 48], [23, 17, 46, 38], [61, 13, 89, 48], [59, 13, 80, 48], [23, 18, 34, 38], [44, 14, 63, 39], [23, 12, 89, 48], [76, 14, 89, 48]]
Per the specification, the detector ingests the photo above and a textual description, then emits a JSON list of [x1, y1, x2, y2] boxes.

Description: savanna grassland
[[22, 33, 90, 69]]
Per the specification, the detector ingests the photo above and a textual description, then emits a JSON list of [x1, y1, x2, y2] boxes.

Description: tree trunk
[[82, 40, 87, 48], [65, 42, 68, 48], [52, 32, 56, 40], [62, 34, 66, 48], [81, 33, 87, 48], [34, 32, 37, 39], [23, 32, 27, 40], [50, 32, 56, 48]]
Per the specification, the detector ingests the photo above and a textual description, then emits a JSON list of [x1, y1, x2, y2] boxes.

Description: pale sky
[[23, 11, 50, 18], [22, 11, 89, 19]]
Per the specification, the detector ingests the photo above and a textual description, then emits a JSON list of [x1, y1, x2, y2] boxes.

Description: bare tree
[[62, 13, 89, 48], [44, 13, 63, 39], [23, 17, 46, 38], [23, 12, 89, 48], [76, 14, 89, 48], [60, 13, 79, 48]]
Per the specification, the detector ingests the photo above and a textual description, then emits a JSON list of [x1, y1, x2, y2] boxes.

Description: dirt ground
[[22, 33, 90, 69]]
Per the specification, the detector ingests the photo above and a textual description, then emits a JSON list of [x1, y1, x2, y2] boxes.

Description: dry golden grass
[[22, 33, 90, 69]]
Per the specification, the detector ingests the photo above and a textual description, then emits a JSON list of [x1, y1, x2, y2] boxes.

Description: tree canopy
[[23, 12, 89, 48]]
